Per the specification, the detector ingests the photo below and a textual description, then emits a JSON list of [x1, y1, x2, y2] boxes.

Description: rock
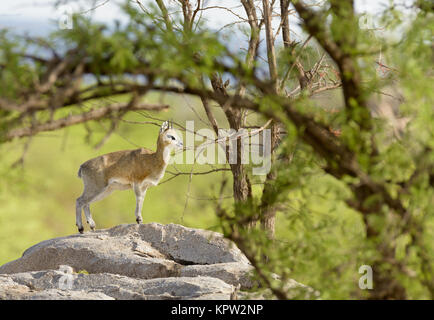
[[128, 223, 250, 265], [0, 269, 234, 300], [23, 289, 114, 300], [0, 274, 114, 300], [0, 223, 257, 300], [0, 233, 179, 280], [180, 262, 255, 289], [0, 223, 248, 280], [0, 223, 309, 300]]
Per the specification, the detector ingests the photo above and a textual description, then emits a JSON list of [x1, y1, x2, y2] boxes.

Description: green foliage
[[220, 3, 433, 299], [0, 31, 35, 100]]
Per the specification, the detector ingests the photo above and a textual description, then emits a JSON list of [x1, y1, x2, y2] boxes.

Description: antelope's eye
[[168, 135, 175, 141]]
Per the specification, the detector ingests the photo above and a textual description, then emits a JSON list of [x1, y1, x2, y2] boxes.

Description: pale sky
[[0, 0, 405, 37]]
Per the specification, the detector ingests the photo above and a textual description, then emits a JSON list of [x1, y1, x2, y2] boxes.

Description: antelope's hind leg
[[81, 184, 116, 231], [75, 196, 86, 234], [76, 182, 107, 233], [76, 195, 97, 233]]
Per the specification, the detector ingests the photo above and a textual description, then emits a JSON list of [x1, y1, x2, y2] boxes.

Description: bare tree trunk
[[204, 1, 261, 228], [231, 162, 252, 202], [280, 0, 291, 47], [209, 74, 253, 203], [259, 0, 280, 237], [260, 123, 279, 237]]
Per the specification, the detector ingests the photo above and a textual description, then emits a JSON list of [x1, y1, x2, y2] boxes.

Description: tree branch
[[4, 102, 168, 142]]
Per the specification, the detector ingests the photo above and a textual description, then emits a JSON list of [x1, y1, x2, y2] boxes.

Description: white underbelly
[[141, 174, 164, 188], [108, 178, 132, 190]]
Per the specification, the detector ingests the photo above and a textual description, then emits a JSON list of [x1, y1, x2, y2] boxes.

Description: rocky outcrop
[[0, 223, 249, 277], [0, 223, 306, 300], [0, 223, 255, 299]]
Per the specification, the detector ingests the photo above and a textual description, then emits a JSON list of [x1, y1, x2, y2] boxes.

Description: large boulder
[[0, 223, 256, 299], [0, 223, 309, 300], [0, 223, 249, 279]]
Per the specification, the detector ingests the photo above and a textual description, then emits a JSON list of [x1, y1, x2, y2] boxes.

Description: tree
[[0, 0, 433, 299]]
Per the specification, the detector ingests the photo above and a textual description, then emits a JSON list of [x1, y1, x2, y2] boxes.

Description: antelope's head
[[158, 120, 183, 150]]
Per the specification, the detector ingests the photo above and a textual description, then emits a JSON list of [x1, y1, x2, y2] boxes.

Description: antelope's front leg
[[133, 183, 147, 224]]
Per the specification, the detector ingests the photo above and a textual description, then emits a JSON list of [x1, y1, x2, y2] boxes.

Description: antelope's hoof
[[136, 218, 142, 224], [78, 227, 84, 234], [89, 221, 96, 231]]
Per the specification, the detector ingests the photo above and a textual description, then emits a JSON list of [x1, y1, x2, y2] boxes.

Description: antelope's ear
[[160, 121, 169, 133]]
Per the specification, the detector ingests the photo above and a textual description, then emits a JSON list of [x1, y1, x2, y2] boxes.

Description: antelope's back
[[79, 148, 153, 176]]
